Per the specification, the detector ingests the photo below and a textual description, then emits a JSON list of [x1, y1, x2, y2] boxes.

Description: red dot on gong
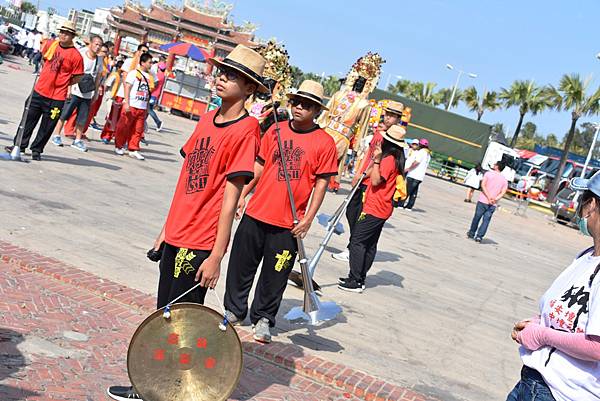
[[196, 337, 208, 348], [205, 356, 216, 369], [153, 349, 165, 361], [167, 333, 179, 345], [179, 353, 191, 365]]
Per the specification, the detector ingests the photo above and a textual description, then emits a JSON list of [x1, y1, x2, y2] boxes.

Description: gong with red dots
[[127, 303, 243, 401]]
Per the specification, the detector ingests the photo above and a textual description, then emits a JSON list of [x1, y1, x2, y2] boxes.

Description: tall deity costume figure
[[317, 52, 384, 192]]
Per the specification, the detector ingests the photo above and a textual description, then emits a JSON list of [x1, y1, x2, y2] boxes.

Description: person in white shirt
[[25, 30, 35, 60], [51, 35, 104, 152], [398, 138, 431, 211], [114, 52, 153, 160], [0, 22, 9, 35], [464, 163, 484, 203], [31, 30, 43, 74], [507, 172, 600, 401]]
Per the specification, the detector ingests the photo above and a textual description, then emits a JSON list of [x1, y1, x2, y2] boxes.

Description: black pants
[[345, 183, 367, 236], [224, 215, 298, 327], [15, 91, 65, 153], [399, 177, 422, 210], [349, 213, 386, 282], [157, 242, 210, 309]]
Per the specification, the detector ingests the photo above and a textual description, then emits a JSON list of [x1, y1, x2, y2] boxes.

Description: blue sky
[[42, 0, 600, 139]]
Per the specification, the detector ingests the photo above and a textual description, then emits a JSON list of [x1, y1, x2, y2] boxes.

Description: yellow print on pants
[[174, 248, 196, 278], [274, 250, 292, 272], [50, 107, 61, 120]]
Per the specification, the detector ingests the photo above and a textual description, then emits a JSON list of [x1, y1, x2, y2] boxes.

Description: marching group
[[4, 22, 167, 161], [1, 20, 598, 401]]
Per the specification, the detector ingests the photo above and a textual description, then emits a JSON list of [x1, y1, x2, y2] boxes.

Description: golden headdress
[[344, 52, 385, 96], [255, 40, 292, 102]]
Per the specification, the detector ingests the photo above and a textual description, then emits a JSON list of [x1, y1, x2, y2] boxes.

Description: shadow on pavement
[[374, 250, 402, 262], [42, 155, 122, 171], [365, 270, 405, 289], [0, 328, 38, 401]]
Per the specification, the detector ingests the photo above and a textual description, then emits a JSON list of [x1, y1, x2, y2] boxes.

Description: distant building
[[108, 0, 258, 57], [68, 8, 94, 36], [90, 8, 111, 41], [36, 10, 68, 36]]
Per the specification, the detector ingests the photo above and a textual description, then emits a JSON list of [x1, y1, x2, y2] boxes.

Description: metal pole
[[581, 123, 600, 178], [447, 70, 463, 110]]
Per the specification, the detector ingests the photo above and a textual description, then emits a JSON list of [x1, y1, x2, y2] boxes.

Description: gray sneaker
[[51, 136, 63, 147], [71, 140, 87, 152], [253, 317, 271, 343], [224, 310, 240, 326]]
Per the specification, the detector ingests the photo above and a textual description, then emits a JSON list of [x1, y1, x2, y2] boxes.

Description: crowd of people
[[4, 22, 168, 161], [1, 20, 598, 401]]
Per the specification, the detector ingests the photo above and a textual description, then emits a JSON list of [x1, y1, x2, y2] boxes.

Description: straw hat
[[287, 80, 329, 110], [208, 44, 268, 93], [383, 100, 404, 116], [382, 125, 408, 148], [59, 21, 77, 35]]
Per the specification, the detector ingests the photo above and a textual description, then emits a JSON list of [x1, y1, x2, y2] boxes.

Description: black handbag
[[77, 56, 98, 94]]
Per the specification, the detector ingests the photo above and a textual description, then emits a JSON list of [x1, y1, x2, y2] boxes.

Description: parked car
[[0, 32, 14, 55], [551, 187, 580, 226]]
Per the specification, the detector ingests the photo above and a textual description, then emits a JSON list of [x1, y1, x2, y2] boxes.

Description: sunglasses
[[216, 66, 240, 81], [289, 97, 316, 110]]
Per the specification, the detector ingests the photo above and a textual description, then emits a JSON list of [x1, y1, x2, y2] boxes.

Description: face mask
[[579, 216, 591, 236]]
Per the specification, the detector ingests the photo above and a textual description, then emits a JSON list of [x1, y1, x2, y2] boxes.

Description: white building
[[36, 10, 68, 36], [68, 8, 94, 36], [90, 8, 111, 41]]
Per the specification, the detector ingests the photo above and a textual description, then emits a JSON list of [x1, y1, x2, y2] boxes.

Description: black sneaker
[[467, 232, 474, 239], [32, 152, 41, 161], [475, 237, 482, 243], [338, 278, 364, 293], [107, 385, 143, 400], [338, 276, 349, 284]]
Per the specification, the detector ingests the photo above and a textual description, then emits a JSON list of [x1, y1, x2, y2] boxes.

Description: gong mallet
[[263, 79, 341, 325]]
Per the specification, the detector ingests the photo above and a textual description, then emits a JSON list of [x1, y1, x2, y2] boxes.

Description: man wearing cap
[[223, 80, 338, 343], [108, 43, 265, 401], [398, 138, 432, 211], [6, 21, 84, 161], [332, 100, 404, 262], [467, 160, 508, 243]]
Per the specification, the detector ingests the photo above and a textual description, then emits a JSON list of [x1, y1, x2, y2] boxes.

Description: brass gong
[[127, 303, 243, 401]]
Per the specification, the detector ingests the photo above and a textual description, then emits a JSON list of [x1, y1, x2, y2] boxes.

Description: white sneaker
[[129, 151, 145, 160], [114, 148, 125, 156], [331, 249, 350, 262]]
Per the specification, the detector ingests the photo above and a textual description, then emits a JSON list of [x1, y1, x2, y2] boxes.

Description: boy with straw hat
[[223, 80, 338, 343], [107, 44, 266, 401]]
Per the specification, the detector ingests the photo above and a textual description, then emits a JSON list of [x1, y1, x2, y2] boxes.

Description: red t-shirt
[[35, 41, 84, 101], [362, 155, 400, 220], [164, 110, 260, 250], [360, 130, 384, 185], [245, 121, 338, 229]]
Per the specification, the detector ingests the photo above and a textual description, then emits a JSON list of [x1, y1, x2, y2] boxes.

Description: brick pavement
[[0, 240, 436, 401]]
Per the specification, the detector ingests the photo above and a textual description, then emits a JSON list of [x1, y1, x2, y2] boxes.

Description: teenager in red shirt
[[338, 125, 407, 293], [223, 80, 338, 343], [331, 101, 404, 262], [107, 44, 266, 401], [6, 22, 83, 161]]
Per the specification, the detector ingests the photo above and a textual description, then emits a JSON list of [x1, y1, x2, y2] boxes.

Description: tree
[[387, 79, 412, 96], [321, 75, 341, 97], [47, 7, 57, 16], [20, 1, 37, 15], [546, 74, 600, 201], [514, 122, 544, 150], [462, 86, 501, 121], [563, 122, 598, 157], [405, 82, 438, 105], [435, 88, 462, 110], [500, 80, 552, 147], [289, 65, 304, 88], [545, 133, 559, 148]]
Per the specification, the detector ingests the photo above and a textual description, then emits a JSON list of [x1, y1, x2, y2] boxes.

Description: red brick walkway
[[0, 241, 435, 401]]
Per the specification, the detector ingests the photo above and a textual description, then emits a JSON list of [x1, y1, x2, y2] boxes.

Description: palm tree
[[387, 79, 412, 95], [546, 74, 600, 201], [462, 86, 501, 121], [435, 88, 462, 110], [500, 80, 552, 147], [406, 82, 438, 105]]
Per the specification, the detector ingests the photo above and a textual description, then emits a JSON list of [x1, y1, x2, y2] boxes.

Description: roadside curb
[[0, 240, 437, 401]]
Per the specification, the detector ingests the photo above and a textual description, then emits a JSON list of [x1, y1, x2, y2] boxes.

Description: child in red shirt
[[223, 80, 338, 343], [338, 125, 407, 293], [107, 44, 266, 401]]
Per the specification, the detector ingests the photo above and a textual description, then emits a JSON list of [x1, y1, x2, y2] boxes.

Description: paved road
[[0, 56, 589, 401]]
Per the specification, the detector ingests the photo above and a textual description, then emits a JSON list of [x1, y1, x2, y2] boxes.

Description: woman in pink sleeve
[[507, 172, 600, 401]]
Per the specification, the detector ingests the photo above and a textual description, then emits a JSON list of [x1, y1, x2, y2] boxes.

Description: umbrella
[[159, 42, 211, 62]]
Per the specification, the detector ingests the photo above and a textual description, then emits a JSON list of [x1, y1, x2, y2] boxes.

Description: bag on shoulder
[[77, 56, 99, 94], [393, 175, 408, 202]]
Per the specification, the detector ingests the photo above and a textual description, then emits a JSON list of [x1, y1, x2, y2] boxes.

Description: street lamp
[[445, 64, 477, 110], [581, 123, 600, 178]]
